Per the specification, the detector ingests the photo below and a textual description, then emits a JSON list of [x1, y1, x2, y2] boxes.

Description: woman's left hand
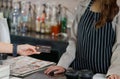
[[107, 74, 120, 79]]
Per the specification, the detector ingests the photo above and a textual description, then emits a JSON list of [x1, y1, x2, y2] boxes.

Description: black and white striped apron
[[71, 0, 116, 74]]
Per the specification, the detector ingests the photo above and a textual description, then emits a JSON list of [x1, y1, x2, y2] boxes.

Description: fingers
[[25, 45, 40, 54], [25, 45, 36, 52], [21, 50, 40, 56], [107, 74, 120, 79], [44, 66, 55, 75], [54, 69, 65, 74], [26, 48, 40, 54], [44, 66, 65, 75], [17, 44, 40, 55]]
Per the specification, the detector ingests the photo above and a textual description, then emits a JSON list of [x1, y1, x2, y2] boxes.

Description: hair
[[95, 0, 119, 28]]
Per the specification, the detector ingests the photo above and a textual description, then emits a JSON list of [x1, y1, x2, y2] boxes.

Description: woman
[[0, 42, 40, 56], [45, 0, 120, 79]]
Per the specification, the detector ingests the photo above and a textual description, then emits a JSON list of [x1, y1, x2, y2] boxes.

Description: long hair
[[95, 0, 119, 28]]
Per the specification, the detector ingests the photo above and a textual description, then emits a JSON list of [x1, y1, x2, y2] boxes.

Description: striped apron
[[71, 0, 116, 74]]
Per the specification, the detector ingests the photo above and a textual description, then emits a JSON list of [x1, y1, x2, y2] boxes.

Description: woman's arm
[[57, 39, 76, 69], [57, 0, 91, 69], [0, 42, 13, 53], [0, 42, 40, 55], [106, 9, 120, 78]]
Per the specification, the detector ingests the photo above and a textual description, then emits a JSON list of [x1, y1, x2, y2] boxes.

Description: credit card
[[36, 45, 51, 53]]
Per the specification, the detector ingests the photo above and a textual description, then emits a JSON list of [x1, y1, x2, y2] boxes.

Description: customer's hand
[[44, 65, 66, 75], [107, 74, 120, 79], [17, 44, 40, 56]]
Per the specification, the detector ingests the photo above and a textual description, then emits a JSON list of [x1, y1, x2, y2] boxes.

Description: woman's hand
[[107, 74, 120, 79], [44, 66, 66, 75], [17, 44, 40, 56]]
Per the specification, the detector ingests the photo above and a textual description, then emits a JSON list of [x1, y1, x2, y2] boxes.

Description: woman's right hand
[[107, 74, 120, 79], [17, 44, 40, 56], [44, 65, 66, 75]]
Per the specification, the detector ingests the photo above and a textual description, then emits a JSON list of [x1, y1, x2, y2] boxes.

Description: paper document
[[4, 56, 55, 77]]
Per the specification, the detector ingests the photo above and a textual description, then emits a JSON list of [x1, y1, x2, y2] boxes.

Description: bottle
[[31, 4, 36, 32], [20, 22, 27, 33], [27, 1, 32, 31], [40, 19, 46, 33], [35, 4, 41, 33], [0, 0, 2, 9], [20, 1, 29, 33], [51, 4, 59, 36], [36, 15, 41, 33], [7, 0, 13, 30], [11, 2, 21, 34], [57, 4, 62, 27], [51, 20, 59, 36], [41, 4, 46, 22], [40, 4, 46, 33], [3, 0, 7, 17], [4, 0, 12, 30], [61, 7, 67, 33], [0, 0, 4, 12], [45, 3, 51, 34], [46, 3, 51, 21], [0, 0, 4, 17]]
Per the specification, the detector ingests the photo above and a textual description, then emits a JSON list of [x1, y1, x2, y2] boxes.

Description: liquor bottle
[[57, 4, 62, 27], [40, 4, 46, 33], [45, 3, 51, 34], [35, 4, 41, 33], [0, 0, 2, 9], [0, 0, 3, 18], [40, 19, 46, 33], [51, 4, 59, 36], [11, 2, 21, 34], [7, 0, 13, 30], [0, 0, 4, 17], [20, 1, 30, 33], [27, 1, 32, 31], [46, 3, 51, 21], [41, 4, 46, 21], [61, 7, 67, 33], [2, 1, 6, 17], [31, 4, 36, 32], [36, 16, 41, 33]]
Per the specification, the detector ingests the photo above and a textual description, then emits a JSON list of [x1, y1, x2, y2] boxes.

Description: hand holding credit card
[[36, 45, 51, 53]]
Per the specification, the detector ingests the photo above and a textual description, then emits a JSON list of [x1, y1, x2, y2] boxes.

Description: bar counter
[[17, 70, 66, 79], [2, 56, 67, 79], [10, 32, 68, 63]]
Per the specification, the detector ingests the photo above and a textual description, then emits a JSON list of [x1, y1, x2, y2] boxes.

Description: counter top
[[20, 71, 66, 79], [2, 56, 66, 79]]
